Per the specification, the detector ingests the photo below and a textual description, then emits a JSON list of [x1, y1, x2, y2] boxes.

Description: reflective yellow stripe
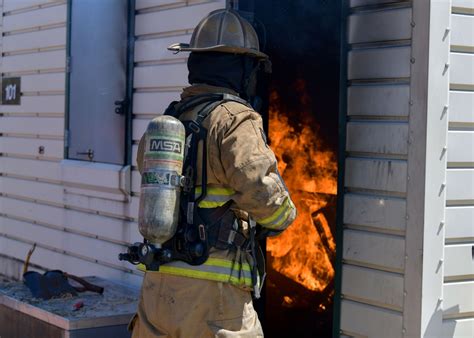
[[138, 258, 253, 288], [195, 186, 235, 195], [195, 186, 235, 209], [257, 197, 295, 230]]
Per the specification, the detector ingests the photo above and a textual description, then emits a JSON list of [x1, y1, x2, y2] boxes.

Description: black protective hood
[[187, 52, 259, 99]]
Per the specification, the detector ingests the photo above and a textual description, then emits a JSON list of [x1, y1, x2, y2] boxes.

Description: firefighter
[[130, 9, 296, 337]]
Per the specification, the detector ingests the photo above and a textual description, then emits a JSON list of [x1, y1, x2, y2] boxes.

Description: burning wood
[[266, 86, 338, 294]]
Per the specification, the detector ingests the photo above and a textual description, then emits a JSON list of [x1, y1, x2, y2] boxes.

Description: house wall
[[0, 0, 225, 288], [443, 0, 474, 336]]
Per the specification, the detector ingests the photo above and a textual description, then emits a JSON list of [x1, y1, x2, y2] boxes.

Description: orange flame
[[267, 83, 337, 292]]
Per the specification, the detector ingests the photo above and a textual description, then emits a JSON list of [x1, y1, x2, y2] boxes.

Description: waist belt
[[199, 204, 248, 251]]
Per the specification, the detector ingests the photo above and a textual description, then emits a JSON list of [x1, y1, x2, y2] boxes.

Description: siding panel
[[445, 206, 474, 241], [348, 8, 412, 44], [0, 137, 63, 159], [344, 158, 408, 194], [343, 194, 406, 233], [343, 230, 405, 272], [347, 84, 410, 117], [3, 0, 64, 12], [348, 46, 411, 80], [0, 117, 64, 136], [444, 245, 474, 280], [447, 131, 474, 164], [341, 300, 403, 337], [451, 53, 474, 87], [3, 27, 66, 52], [346, 122, 408, 155], [442, 318, 474, 337], [2, 216, 127, 267], [0, 95, 64, 114], [21, 73, 65, 92], [450, 91, 474, 124], [133, 92, 180, 115], [451, 14, 474, 48], [446, 169, 474, 201], [134, 63, 188, 89], [443, 282, 474, 316], [135, 1, 224, 35], [2, 4, 67, 32], [341, 265, 404, 310], [1, 50, 65, 73], [135, 34, 191, 62]]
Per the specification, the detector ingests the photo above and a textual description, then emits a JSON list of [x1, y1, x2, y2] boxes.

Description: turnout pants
[[129, 273, 263, 338]]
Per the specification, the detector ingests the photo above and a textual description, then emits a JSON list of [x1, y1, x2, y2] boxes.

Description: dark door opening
[[234, 1, 342, 337]]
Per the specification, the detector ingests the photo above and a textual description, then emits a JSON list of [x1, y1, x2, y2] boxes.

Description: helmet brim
[[168, 43, 269, 60]]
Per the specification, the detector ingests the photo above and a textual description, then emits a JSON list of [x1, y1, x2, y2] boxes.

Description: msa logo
[[149, 139, 182, 154]]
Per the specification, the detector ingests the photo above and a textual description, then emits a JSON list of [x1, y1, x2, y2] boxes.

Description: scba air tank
[[138, 115, 186, 246]]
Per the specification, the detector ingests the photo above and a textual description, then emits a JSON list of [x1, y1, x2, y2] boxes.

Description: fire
[[267, 83, 337, 292]]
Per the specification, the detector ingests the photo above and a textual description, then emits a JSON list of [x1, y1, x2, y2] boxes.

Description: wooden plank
[[451, 14, 474, 49], [343, 230, 405, 272], [444, 245, 474, 280], [445, 206, 474, 241], [0, 116, 64, 136], [450, 91, 474, 124], [348, 8, 411, 44], [346, 122, 408, 155], [443, 282, 474, 316], [340, 300, 403, 337], [3, 27, 66, 53], [343, 194, 406, 233], [447, 131, 474, 164], [0, 196, 139, 245], [3, 4, 67, 32], [348, 46, 411, 80], [347, 84, 410, 117], [21, 73, 65, 92], [135, 34, 190, 62], [0, 137, 63, 159], [3, 0, 63, 12], [341, 265, 404, 310], [133, 92, 180, 115], [451, 53, 474, 87], [1, 49, 65, 73], [135, 1, 224, 36], [442, 318, 474, 337], [0, 95, 64, 113], [446, 169, 474, 201], [134, 63, 188, 89], [344, 158, 408, 194], [1, 216, 126, 267]]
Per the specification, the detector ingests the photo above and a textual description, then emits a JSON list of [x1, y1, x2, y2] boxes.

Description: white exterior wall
[[443, 0, 474, 336], [339, 1, 468, 337], [0, 0, 225, 287]]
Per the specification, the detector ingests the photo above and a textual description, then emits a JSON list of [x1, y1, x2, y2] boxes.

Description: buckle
[[189, 121, 200, 133]]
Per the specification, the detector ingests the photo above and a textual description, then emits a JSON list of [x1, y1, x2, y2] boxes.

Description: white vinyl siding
[[0, 0, 225, 287], [340, 3, 412, 337], [443, 3, 474, 336]]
